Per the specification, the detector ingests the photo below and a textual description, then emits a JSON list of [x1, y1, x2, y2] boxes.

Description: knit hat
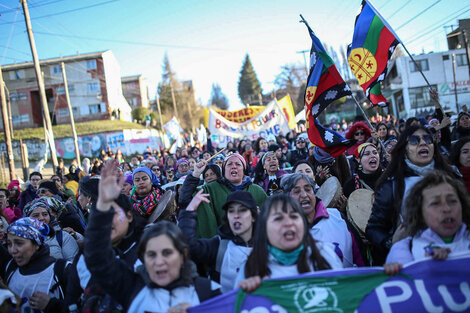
[[7, 217, 49, 246], [175, 158, 189, 169], [43, 197, 66, 217], [132, 167, 159, 185], [224, 153, 246, 170], [38, 181, 59, 195], [125, 174, 133, 185], [7, 180, 20, 191]]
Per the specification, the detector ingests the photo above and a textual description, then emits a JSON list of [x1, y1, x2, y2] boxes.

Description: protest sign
[[189, 253, 470, 313], [208, 100, 290, 147]]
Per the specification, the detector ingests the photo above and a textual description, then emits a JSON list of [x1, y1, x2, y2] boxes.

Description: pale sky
[[1, 0, 468, 110]]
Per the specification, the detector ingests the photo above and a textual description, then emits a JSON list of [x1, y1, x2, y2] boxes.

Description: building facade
[[383, 48, 470, 119], [0, 50, 132, 130], [121, 74, 150, 109]]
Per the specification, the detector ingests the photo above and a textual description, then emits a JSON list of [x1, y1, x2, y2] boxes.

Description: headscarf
[[356, 142, 376, 159], [224, 153, 247, 170], [132, 167, 159, 185], [7, 217, 49, 246], [23, 198, 51, 218]]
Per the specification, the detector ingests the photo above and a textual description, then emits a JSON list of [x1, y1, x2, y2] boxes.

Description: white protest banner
[[208, 100, 290, 147]]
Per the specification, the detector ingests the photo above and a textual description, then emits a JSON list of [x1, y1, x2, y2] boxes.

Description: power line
[[33, 31, 234, 52], [388, 0, 412, 19], [0, 0, 118, 25], [395, 0, 441, 31], [0, 0, 66, 14]]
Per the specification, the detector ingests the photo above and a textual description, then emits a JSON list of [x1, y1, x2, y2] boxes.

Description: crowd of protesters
[[0, 92, 469, 312]]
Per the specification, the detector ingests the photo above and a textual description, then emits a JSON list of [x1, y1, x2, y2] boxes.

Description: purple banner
[[189, 253, 470, 313]]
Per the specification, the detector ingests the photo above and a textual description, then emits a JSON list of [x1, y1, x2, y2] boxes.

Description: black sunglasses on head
[[408, 134, 433, 145]]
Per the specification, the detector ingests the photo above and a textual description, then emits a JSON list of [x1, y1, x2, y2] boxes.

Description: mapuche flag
[[303, 22, 353, 157], [348, 0, 399, 107]]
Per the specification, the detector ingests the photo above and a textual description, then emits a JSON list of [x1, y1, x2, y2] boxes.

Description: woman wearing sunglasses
[[345, 121, 371, 157], [366, 125, 456, 265]]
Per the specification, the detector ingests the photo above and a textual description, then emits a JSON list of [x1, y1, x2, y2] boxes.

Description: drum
[[148, 189, 176, 223], [346, 189, 374, 235], [316, 176, 342, 208]]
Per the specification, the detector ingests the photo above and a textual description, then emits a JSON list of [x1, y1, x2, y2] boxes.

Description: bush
[[132, 107, 150, 123]]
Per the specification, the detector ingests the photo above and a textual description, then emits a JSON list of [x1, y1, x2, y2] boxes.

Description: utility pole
[[61, 62, 81, 165], [21, 0, 58, 170], [155, 89, 164, 131], [297, 49, 310, 75], [452, 53, 460, 112], [0, 66, 16, 181], [170, 82, 178, 118], [3, 84, 14, 138]]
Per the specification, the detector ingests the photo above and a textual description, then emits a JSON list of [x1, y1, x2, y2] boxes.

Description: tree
[[209, 83, 229, 110], [238, 54, 262, 106], [274, 63, 308, 113], [132, 106, 149, 123]]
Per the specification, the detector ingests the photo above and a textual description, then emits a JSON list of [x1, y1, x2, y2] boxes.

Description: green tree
[[238, 54, 262, 106], [209, 83, 229, 110], [132, 107, 150, 123]]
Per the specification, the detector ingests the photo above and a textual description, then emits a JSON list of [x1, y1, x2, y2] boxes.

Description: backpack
[[81, 284, 124, 313]]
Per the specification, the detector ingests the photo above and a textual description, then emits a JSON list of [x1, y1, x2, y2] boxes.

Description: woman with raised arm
[[84, 160, 220, 313]]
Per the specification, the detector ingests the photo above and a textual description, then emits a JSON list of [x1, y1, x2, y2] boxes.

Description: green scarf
[[268, 244, 304, 265]]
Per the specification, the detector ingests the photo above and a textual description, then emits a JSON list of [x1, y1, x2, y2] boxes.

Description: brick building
[[121, 74, 150, 109], [0, 50, 131, 130]]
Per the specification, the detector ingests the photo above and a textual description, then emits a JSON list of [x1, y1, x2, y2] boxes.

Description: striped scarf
[[130, 187, 162, 217]]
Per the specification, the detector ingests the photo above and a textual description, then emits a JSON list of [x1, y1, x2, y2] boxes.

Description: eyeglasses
[[37, 188, 51, 195], [0, 195, 5, 199], [354, 131, 365, 136], [408, 134, 433, 145], [152, 168, 160, 172]]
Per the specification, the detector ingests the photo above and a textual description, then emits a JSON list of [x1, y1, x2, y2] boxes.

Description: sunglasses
[[408, 134, 433, 145], [152, 168, 160, 172], [354, 131, 365, 136], [37, 188, 51, 194]]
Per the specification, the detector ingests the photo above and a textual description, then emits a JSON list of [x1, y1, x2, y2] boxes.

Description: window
[[87, 82, 100, 93], [56, 85, 74, 95], [56, 109, 69, 118], [9, 70, 24, 80], [409, 59, 429, 72], [51, 65, 62, 75], [442, 55, 450, 61], [12, 114, 29, 124], [456, 54, 468, 66], [89, 104, 101, 115], [409, 85, 437, 109], [10, 93, 27, 101], [72, 107, 79, 117], [86, 60, 97, 70]]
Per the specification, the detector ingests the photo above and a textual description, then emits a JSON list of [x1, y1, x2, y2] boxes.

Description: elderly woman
[[23, 198, 79, 262], [2, 217, 70, 312], [130, 167, 162, 219], [281, 173, 364, 267], [84, 160, 221, 312], [236, 194, 342, 292], [385, 171, 470, 270], [253, 151, 288, 196], [366, 125, 456, 265], [179, 153, 267, 238], [343, 143, 383, 198], [175, 159, 191, 179], [179, 190, 258, 293]]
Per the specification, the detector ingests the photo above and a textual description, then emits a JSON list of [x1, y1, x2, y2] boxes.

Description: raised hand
[[97, 159, 126, 211], [193, 160, 207, 178], [383, 262, 402, 275], [186, 189, 210, 212]]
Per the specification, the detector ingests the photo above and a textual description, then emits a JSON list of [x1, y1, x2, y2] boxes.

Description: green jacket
[[196, 178, 267, 238]]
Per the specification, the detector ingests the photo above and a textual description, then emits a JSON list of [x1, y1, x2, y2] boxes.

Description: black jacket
[[178, 173, 202, 209], [58, 202, 86, 235], [18, 184, 38, 211], [178, 209, 252, 283]]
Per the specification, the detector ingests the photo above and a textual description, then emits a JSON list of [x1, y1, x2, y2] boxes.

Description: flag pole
[[399, 44, 441, 110], [350, 94, 386, 152]]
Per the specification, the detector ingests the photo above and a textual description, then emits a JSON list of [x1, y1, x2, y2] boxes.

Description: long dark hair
[[376, 125, 454, 221], [138, 221, 193, 284], [450, 137, 470, 167], [404, 171, 470, 237], [244, 194, 330, 278]]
